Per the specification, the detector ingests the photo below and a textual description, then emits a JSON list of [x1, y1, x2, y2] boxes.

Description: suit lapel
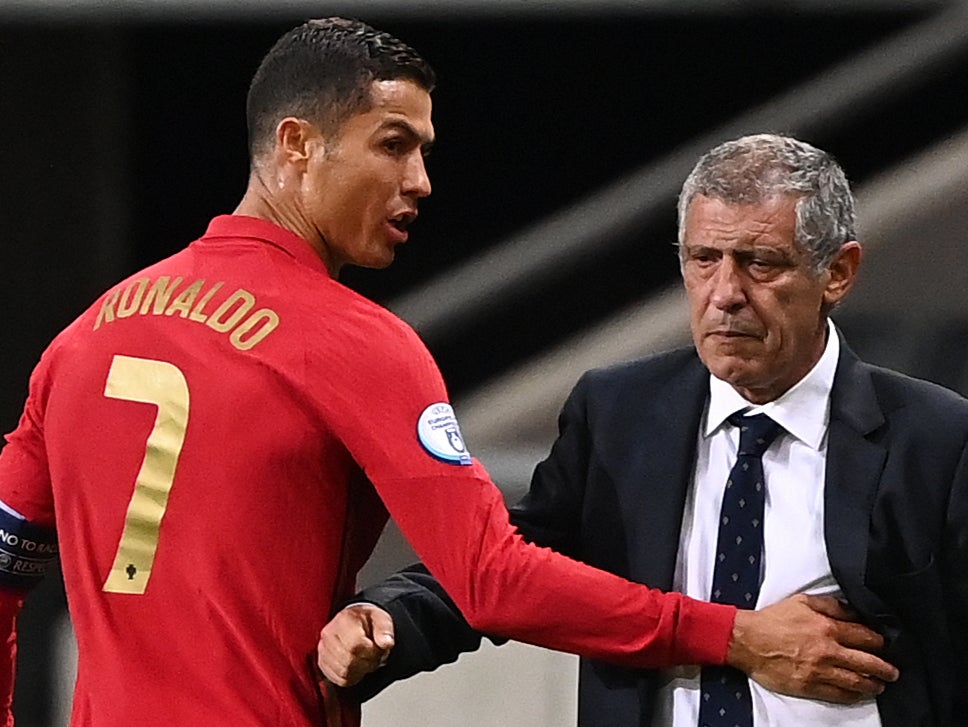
[[597, 340, 889, 605], [605, 353, 709, 589], [824, 339, 890, 618]]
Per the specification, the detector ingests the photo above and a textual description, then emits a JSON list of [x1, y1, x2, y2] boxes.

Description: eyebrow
[[382, 119, 435, 152]]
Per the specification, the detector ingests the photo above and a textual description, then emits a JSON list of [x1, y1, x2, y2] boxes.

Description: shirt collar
[[704, 319, 840, 450], [200, 215, 332, 278]]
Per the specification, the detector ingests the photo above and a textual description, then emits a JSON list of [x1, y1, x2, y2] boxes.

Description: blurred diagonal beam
[[388, 2, 968, 342], [457, 122, 968, 494]]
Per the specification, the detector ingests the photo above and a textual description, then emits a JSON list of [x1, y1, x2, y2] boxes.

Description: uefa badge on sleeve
[[417, 403, 473, 465]]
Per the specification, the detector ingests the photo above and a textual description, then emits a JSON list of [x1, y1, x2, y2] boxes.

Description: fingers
[[793, 680, 871, 705], [316, 604, 395, 687], [786, 656, 895, 704], [797, 594, 896, 674], [830, 619, 884, 653], [366, 605, 395, 652], [730, 595, 900, 703], [803, 601, 900, 686], [798, 593, 856, 621], [822, 673, 886, 700], [317, 629, 383, 686], [826, 643, 899, 685], [802, 597, 899, 684]]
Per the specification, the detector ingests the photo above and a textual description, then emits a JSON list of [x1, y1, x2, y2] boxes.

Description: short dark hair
[[246, 17, 436, 160]]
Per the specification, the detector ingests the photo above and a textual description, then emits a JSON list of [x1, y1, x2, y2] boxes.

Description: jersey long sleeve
[[302, 269, 736, 670]]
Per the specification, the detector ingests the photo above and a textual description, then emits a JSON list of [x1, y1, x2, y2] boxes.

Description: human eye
[[686, 247, 717, 267], [747, 254, 789, 279], [382, 137, 406, 156]]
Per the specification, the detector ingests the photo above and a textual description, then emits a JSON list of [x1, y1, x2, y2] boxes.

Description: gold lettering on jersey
[[92, 277, 280, 350], [93, 288, 122, 330], [116, 277, 150, 319], [165, 279, 206, 318], [188, 282, 223, 322], [139, 276, 183, 316], [230, 308, 280, 350], [206, 290, 255, 332]]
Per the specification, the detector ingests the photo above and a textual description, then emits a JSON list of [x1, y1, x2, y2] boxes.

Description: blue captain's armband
[[0, 500, 58, 590]]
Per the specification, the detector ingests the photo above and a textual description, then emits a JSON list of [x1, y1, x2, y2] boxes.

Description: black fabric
[[348, 340, 968, 727]]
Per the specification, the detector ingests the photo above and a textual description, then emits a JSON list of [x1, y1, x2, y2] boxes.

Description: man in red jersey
[[0, 18, 895, 726]]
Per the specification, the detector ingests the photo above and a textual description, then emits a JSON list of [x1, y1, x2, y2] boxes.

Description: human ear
[[823, 241, 862, 306], [275, 117, 319, 164]]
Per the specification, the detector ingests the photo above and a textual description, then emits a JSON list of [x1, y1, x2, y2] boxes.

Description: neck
[[233, 172, 339, 276]]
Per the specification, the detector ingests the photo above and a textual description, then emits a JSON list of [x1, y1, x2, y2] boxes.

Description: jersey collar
[[201, 215, 332, 278]]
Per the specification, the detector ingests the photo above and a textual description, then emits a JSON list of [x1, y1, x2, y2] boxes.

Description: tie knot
[[728, 413, 783, 457]]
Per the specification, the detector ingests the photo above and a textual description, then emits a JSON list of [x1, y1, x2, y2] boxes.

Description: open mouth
[[388, 211, 416, 233]]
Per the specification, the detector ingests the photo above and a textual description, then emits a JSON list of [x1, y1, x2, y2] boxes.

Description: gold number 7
[[102, 355, 190, 595]]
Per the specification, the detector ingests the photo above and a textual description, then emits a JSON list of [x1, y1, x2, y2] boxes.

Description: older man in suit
[[317, 134, 968, 726]]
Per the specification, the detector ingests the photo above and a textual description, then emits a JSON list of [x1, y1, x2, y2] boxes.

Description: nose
[[709, 257, 747, 313], [405, 153, 432, 199]]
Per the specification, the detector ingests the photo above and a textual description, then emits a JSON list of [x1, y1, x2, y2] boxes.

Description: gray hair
[[676, 134, 856, 272]]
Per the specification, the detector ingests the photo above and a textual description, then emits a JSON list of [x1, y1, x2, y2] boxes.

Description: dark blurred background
[[3, 1, 968, 723]]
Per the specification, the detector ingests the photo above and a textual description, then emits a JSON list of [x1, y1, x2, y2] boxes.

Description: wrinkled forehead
[[680, 195, 809, 260], [689, 188, 805, 214]]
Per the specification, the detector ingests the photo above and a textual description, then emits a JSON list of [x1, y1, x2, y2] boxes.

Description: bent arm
[[325, 359, 898, 702]]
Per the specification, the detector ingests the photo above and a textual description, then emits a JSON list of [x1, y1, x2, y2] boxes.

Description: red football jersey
[[0, 216, 734, 725]]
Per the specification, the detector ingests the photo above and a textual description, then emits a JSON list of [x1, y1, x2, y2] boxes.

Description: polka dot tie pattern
[[698, 413, 783, 727]]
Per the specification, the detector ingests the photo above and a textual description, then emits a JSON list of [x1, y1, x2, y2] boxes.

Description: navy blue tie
[[699, 413, 783, 727]]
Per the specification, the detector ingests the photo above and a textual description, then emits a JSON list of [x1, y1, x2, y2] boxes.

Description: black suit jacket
[[351, 342, 968, 727]]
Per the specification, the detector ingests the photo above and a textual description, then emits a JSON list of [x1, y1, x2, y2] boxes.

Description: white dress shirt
[[653, 320, 881, 726]]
